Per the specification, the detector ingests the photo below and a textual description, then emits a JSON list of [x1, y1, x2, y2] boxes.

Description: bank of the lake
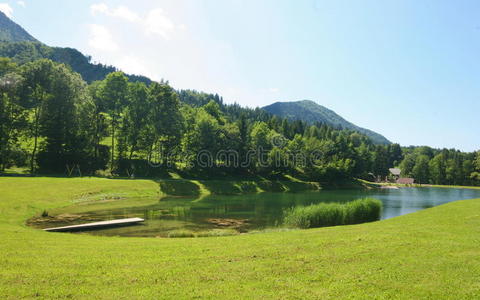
[[361, 179, 480, 190], [1, 177, 479, 299], [155, 175, 322, 196]]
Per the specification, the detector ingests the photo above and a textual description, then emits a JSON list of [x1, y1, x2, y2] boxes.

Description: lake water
[[41, 187, 480, 237]]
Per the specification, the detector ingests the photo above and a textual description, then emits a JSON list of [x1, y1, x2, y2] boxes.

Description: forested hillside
[[0, 58, 397, 182], [0, 11, 149, 84], [0, 41, 151, 84], [1, 57, 478, 185], [0, 11, 477, 185], [263, 100, 391, 145]]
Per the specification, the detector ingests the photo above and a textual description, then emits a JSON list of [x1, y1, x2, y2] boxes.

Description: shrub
[[167, 230, 196, 238], [283, 198, 382, 229], [344, 198, 383, 225]]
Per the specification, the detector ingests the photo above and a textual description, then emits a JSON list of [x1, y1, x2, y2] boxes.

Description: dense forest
[[0, 57, 479, 185], [399, 146, 480, 186]]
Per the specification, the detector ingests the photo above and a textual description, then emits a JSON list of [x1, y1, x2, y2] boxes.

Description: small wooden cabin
[[397, 178, 414, 185]]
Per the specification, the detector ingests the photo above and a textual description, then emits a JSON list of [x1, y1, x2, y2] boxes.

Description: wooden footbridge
[[43, 217, 145, 232]]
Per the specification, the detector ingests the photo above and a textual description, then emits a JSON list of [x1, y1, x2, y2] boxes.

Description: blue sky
[[2, 0, 479, 151]]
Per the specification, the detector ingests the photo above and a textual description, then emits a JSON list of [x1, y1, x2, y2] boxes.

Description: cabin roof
[[389, 168, 401, 176]]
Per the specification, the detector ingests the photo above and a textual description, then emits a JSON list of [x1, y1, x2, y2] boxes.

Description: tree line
[[0, 57, 479, 185], [398, 146, 480, 186]]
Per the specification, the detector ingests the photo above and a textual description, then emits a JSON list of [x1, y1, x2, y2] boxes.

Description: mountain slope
[[0, 11, 37, 42], [0, 41, 151, 83], [0, 13, 150, 84], [263, 100, 390, 144]]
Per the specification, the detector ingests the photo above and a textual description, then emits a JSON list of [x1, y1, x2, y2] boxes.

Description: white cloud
[[91, 3, 139, 23], [268, 88, 279, 93], [115, 55, 159, 80], [17, 1, 25, 8], [144, 9, 175, 39], [0, 3, 13, 18], [90, 3, 179, 40], [88, 24, 119, 52], [90, 3, 108, 16], [111, 6, 140, 22]]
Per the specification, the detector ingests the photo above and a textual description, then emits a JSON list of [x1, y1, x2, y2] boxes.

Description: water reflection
[[44, 187, 480, 237]]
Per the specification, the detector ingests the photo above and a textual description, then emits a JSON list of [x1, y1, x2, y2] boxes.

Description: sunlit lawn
[[0, 177, 479, 299]]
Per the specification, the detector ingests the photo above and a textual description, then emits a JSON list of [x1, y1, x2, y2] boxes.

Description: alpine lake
[[32, 187, 480, 237]]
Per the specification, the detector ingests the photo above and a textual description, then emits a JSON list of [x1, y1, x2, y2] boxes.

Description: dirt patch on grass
[[206, 218, 250, 231], [27, 213, 100, 228]]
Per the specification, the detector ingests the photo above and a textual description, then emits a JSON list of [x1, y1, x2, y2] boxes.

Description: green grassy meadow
[[1, 177, 479, 299]]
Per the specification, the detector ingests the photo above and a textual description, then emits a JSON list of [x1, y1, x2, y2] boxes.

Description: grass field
[[1, 177, 479, 299]]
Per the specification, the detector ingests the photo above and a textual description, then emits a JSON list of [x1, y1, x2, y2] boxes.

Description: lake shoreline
[[27, 178, 480, 238], [360, 179, 480, 190]]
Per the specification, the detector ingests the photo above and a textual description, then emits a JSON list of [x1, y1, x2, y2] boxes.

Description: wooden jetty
[[43, 217, 145, 232]]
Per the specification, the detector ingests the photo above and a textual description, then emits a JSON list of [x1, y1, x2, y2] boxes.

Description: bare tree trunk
[[110, 115, 115, 172], [147, 138, 157, 164], [94, 114, 99, 161], [30, 106, 39, 174], [128, 143, 136, 161]]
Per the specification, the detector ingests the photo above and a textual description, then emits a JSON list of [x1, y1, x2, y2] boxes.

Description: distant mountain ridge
[[0, 11, 37, 42], [0, 41, 151, 83], [0, 12, 150, 84], [263, 100, 390, 144]]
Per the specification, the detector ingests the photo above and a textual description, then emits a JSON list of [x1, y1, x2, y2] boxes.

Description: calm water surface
[[44, 187, 480, 237]]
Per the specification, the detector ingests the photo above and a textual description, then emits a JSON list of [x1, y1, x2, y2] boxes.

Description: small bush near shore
[[167, 230, 196, 238], [283, 198, 382, 229], [344, 198, 383, 225]]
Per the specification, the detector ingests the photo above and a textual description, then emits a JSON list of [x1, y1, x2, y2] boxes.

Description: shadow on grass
[[1, 168, 322, 197], [158, 180, 201, 197]]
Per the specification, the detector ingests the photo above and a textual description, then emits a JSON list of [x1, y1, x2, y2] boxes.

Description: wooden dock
[[43, 217, 145, 232]]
